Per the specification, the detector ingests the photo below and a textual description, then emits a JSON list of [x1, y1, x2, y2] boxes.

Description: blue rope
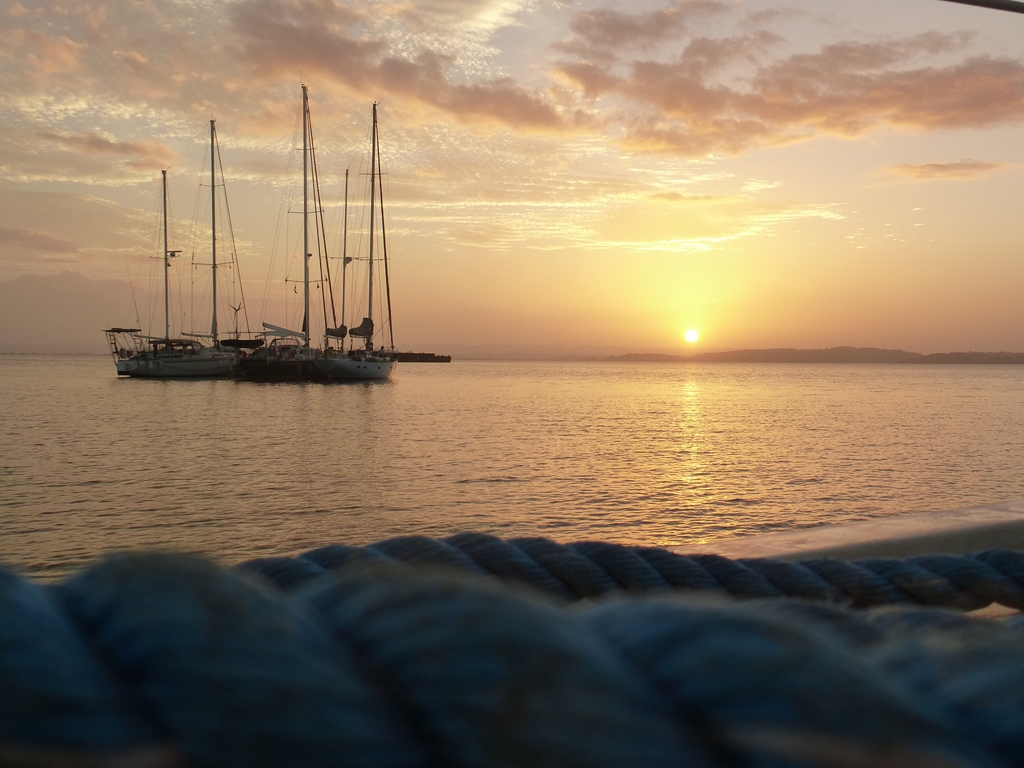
[[3, 541, 1024, 766], [238, 534, 1024, 610]]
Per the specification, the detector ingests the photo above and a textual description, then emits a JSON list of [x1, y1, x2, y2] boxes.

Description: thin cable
[[308, 113, 338, 334], [376, 117, 394, 351], [306, 109, 330, 340], [215, 131, 251, 336]]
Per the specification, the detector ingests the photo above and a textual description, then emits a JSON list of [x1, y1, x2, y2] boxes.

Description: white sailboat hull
[[313, 356, 396, 381]]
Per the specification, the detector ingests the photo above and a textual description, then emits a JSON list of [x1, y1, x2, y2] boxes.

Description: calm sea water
[[2, 354, 1023, 579]]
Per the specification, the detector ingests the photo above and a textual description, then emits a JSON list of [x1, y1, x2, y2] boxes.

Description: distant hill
[[606, 346, 1024, 364]]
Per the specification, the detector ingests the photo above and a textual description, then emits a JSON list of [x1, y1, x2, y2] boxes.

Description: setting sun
[[685, 329, 699, 343]]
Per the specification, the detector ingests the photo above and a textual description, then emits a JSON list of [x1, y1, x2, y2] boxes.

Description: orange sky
[[1, 0, 1023, 355]]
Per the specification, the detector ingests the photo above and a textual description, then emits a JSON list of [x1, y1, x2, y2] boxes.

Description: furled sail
[[325, 326, 347, 339], [349, 317, 374, 338]]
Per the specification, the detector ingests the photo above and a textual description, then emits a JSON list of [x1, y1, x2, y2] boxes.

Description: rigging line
[[316, 128, 337, 331], [191, 195, 209, 333], [353, 118, 374, 324], [308, 109, 338, 333], [141, 182, 163, 336], [306, 107, 329, 337], [937, 0, 1024, 12], [164, 123, 206, 173], [186, 141, 209, 335], [376, 116, 395, 351], [190, 249, 195, 335], [123, 251, 143, 331], [215, 128, 252, 337], [261, 100, 303, 328], [340, 168, 349, 333], [382, 152, 396, 347], [285, 138, 305, 336], [165, 182, 186, 338], [324, 160, 347, 327], [350, 120, 374, 325]]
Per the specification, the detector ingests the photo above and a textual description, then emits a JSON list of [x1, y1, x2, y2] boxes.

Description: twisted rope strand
[[7, 551, 1022, 767], [240, 535, 1024, 610]]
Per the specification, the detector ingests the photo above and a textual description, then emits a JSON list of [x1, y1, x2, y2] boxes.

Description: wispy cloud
[[230, 0, 579, 131], [887, 160, 1006, 180], [648, 191, 721, 202], [4, 0, 1024, 161], [39, 131, 174, 170], [0, 227, 80, 253], [554, 11, 1024, 156], [553, 1, 729, 61]]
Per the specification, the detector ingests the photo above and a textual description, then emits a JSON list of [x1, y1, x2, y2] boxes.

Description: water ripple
[[1, 355, 1023, 579]]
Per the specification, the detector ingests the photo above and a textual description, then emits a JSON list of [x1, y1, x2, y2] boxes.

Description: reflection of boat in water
[[238, 89, 397, 382], [105, 122, 259, 378]]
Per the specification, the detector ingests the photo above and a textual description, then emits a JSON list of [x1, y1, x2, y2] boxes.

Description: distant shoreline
[[605, 347, 1024, 364]]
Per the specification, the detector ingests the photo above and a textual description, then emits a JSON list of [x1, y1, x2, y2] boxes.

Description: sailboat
[[238, 88, 397, 382], [104, 121, 251, 377], [313, 101, 397, 381]]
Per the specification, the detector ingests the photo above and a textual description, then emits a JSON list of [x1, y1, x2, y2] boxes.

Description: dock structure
[[396, 352, 451, 363]]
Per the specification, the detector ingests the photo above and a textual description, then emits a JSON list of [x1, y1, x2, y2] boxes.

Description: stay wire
[[306, 106, 333, 339], [375, 115, 394, 351], [214, 129, 251, 336]]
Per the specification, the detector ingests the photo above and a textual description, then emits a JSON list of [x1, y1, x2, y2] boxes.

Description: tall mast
[[210, 119, 218, 344], [302, 84, 310, 348], [162, 170, 170, 340], [342, 167, 349, 335], [367, 103, 377, 349]]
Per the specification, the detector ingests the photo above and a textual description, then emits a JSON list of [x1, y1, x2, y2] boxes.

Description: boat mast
[[367, 103, 377, 351], [210, 119, 218, 345], [162, 170, 170, 340], [302, 84, 310, 349], [342, 167, 349, 339]]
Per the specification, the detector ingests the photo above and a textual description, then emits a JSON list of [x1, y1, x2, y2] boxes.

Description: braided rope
[[237, 534, 1024, 610], [5, 551, 1024, 767]]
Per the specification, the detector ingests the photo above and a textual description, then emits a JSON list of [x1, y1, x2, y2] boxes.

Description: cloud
[[229, 0, 575, 131], [648, 191, 720, 202], [554, 1, 729, 60], [0, 227, 80, 253], [2, 0, 1023, 188], [24, 31, 85, 74], [554, 28, 1024, 156], [384, 0, 533, 34], [0, 1, 219, 113], [39, 131, 175, 170], [745, 38, 1021, 134], [229, 0, 581, 131], [0, 188, 151, 277], [591, 193, 842, 253], [888, 160, 1006, 180], [112, 49, 147, 66]]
